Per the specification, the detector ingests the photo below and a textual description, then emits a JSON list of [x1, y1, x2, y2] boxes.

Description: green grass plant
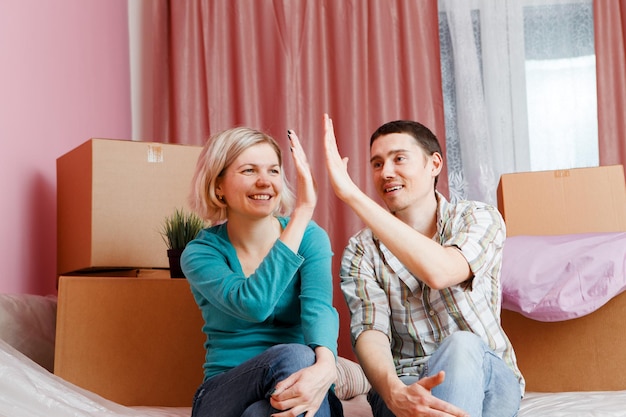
[[160, 208, 204, 250]]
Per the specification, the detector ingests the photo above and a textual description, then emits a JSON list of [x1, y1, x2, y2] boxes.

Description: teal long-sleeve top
[[181, 217, 339, 381]]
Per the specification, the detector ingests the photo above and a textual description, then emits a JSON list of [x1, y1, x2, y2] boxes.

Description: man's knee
[[442, 330, 483, 347], [429, 331, 487, 380], [439, 331, 485, 358]]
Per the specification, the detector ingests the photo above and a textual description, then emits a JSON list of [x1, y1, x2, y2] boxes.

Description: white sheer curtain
[[438, 0, 597, 206]]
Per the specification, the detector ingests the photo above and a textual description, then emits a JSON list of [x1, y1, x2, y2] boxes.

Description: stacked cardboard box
[[56, 138, 203, 275], [498, 164, 626, 392], [497, 164, 626, 236], [54, 276, 206, 406], [54, 138, 206, 406]]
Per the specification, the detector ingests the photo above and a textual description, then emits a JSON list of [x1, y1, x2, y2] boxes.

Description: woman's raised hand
[[287, 129, 317, 213]]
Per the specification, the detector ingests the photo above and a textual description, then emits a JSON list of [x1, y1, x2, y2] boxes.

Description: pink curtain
[[138, 0, 445, 358], [594, 0, 626, 168]]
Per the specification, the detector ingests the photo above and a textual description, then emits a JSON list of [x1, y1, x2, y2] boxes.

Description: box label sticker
[[148, 145, 164, 163]]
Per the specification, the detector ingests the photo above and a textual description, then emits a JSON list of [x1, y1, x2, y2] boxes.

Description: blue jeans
[[367, 331, 521, 417], [191, 343, 342, 417]]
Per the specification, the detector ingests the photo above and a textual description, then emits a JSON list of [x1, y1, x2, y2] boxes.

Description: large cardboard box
[[497, 164, 626, 236], [54, 276, 206, 406], [57, 138, 202, 275], [497, 165, 626, 392], [502, 292, 626, 392]]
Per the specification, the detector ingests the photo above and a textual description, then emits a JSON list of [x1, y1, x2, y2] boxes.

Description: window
[[523, 1, 597, 170], [439, 0, 597, 204]]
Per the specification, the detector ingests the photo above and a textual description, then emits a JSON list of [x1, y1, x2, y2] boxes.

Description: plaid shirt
[[340, 192, 524, 393]]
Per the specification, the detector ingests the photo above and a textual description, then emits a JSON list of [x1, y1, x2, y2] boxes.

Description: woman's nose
[[256, 174, 271, 186]]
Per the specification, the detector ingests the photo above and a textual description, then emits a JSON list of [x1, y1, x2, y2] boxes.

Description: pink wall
[[0, 0, 131, 295]]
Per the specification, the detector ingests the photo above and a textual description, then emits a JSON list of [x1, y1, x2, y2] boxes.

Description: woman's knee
[[241, 399, 273, 417], [266, 343, 316, 373]]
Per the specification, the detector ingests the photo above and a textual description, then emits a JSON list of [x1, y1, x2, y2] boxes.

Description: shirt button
[[429, 310, 435, 316]]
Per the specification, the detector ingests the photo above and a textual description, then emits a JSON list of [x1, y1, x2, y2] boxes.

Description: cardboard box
[[54, 276, 206, 406], [502, 292, 626, 392], [57, 138, 202, 275], [497, 165, 626, 236], [497, 165, 626, 392], [62, 268, 171, 278]]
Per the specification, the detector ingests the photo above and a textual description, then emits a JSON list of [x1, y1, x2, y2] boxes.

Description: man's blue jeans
[[367, 331, 521, 417], [191, 343, 341, 417]]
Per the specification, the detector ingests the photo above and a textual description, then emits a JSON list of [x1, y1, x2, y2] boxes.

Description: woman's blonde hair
[[189, 127, 295, 224]]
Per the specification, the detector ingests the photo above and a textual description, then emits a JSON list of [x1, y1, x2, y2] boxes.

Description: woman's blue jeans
[[191, 343, 341, 417], [367, 331, 521, 417]]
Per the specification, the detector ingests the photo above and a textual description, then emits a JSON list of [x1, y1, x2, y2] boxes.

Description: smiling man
[[323, 114, 525, 417]]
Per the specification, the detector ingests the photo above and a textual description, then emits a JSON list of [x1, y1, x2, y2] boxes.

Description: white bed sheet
[[132, 391, 626, 417], [337, 392, 626, 417], [2, 334, 626, 417], [2, 293, 625, 417], [132, 390, 626, 417], [519, 391, 626, 417], [129, 407, 190, 417]]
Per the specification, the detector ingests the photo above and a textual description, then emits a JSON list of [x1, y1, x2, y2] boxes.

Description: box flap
[[497, 165, 626, 236]]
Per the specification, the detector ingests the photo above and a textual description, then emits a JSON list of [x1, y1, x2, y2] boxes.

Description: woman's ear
[[215, 180, 225, 202]]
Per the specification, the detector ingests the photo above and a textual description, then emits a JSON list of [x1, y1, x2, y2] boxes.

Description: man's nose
[[380, 161, 395, 178]]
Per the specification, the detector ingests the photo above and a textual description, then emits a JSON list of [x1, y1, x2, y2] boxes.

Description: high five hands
[[322, 113, 361, 202], [287, 129, 317, 213]]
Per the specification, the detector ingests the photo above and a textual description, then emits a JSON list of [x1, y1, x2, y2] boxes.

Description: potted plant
[[160, 208, 204, 278]]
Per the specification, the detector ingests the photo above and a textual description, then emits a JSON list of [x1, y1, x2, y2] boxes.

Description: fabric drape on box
[[594, 0, 626, 168], [131, 0, 446, 359]]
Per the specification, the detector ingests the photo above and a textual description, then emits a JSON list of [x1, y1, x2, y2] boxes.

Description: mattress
[[131, 390, 626, 417], [519, 391, 626, 417]]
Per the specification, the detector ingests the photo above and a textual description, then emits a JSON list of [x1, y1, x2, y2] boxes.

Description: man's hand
[[387, 371, 470, 417], [322, 113, 360, 201], [355, 331, 469, 417]]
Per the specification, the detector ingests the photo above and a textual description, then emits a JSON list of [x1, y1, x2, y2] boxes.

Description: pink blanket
[[501, 232, 626, 321]]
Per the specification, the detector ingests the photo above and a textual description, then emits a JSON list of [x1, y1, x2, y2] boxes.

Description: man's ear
[[430, 152, 443, 177]]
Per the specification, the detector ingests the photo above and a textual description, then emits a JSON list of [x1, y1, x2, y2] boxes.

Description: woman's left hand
[[269, 348, 337, 417], [288, 129, 317, 213]]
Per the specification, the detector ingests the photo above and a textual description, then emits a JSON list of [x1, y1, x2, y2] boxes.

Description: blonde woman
[[181, 126, 342, 417]]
